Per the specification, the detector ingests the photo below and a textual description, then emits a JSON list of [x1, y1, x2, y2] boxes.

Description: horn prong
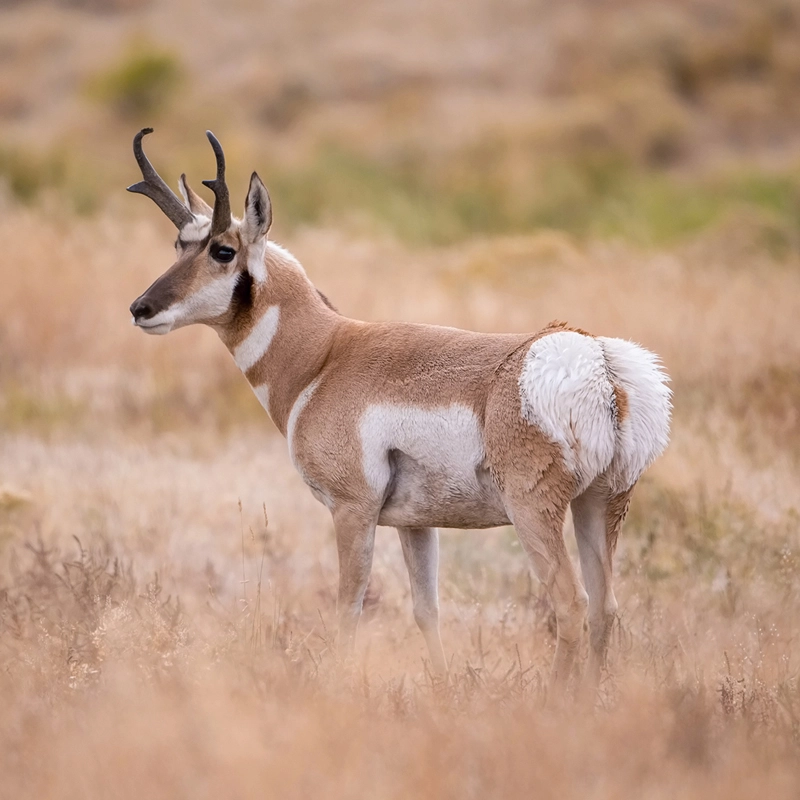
[[202, 130, 232, 236], [127, 128, 194, 230]]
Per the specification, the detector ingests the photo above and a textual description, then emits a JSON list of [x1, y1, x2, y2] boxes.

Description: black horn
[[127, 128, 194, 230], [202, 130, 231, 236]]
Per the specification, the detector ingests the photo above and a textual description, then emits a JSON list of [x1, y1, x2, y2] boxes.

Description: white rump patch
[[233, 305, 280, 372], [359, 403, 485, 496], [599, 337, 672, 493], [519, 331, 616, 494]]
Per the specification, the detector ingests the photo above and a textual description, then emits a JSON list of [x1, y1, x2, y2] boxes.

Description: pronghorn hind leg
[[510, 501, 588, 697], [571, 478, 634, 695], [332, 506, 377, 660], [397, 526, 447, 675]]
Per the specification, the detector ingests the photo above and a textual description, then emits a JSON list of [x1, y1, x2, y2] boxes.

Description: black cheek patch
[[232, 270, 254, 311]]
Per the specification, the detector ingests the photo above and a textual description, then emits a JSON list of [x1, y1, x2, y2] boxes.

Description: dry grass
[[1, 203, 800, 797], [2, 0, 800, 796]]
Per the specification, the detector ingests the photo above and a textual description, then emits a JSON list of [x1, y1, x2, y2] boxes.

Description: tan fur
[[137, 229, 246, 314], [128, 143, 666, 694], [136, 245, 207, 305], [606, 485, 633, 558], [485, 342, 576, 516], [220, 256, 339, 434], [485, 343, 586, 690], [538, 319, 596, 340], [133, 239, 626, 691], [613, 383, 629, 426]]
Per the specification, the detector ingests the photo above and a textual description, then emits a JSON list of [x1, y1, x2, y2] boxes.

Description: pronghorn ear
[[242, 172, 272, 244], [178, 174, 213, 217]]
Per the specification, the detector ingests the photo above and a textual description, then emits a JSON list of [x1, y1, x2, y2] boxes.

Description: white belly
[[359, 403, 509, 529]]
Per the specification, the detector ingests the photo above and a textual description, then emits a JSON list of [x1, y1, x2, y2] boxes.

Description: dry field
[[2, 210, 800, 798], [2, 0, 800, 798]]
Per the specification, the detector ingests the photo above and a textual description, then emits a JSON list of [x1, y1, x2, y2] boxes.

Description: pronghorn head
[[128, 128, 271, 335]]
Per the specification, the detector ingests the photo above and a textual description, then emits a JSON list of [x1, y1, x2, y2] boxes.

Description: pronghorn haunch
[[128, 128, 671, 692]]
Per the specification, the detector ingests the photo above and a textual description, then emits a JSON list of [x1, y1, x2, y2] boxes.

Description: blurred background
[[2, 2, 800, 797], [2, 0, 800, 244], [2, 0, 799, 432]]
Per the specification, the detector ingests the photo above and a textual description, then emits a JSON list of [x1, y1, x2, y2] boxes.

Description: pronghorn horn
[[202, 130, 231, 237], [127, 128, 194, 230]]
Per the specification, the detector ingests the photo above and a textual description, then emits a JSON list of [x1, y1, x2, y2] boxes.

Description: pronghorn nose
[[130, 296, 155, 320]]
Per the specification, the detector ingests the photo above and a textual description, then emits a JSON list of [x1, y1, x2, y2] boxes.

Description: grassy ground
[[2, 0, 800, 797], [2, 207, 800, 798]]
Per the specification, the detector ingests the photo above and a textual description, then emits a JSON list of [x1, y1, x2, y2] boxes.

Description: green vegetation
[[0, 146, 66, 203], [267, 143, 800, 247], [0, 144, 100, 212], [88, 45, 182, 119], [0, 383, 86, 434], [624, 482, 796, 590], [5, 134, 792, 247]]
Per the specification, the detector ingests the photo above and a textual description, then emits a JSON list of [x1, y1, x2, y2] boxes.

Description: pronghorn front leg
[[397, 527, 447, 675], [332, 506, 377, 658]]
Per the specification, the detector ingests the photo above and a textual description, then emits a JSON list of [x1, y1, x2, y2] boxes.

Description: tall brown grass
[[2, 202, 800, 797]]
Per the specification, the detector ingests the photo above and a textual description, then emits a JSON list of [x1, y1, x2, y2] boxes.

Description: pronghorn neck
[[216, 242, 340, 436]]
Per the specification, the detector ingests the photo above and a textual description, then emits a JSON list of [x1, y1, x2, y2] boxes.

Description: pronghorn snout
[[129, 292, 175, 335], [130, 295, 155, 321]]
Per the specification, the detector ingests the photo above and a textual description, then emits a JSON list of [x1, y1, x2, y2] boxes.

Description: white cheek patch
[[177, 273, 240, 320], [143, 272, 240, 333], [179, 216, 211, 243], [519, 331, 616, 494], [358, 404, 485, 496], [233, 305, 280, 372]]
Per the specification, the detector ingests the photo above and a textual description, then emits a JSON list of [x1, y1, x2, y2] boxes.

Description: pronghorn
[[128, 128, 671, 692]]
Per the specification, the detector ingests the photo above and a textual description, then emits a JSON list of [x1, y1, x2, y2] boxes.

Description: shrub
[[0, 146, 65, 202], [89, 44, 182, 119]]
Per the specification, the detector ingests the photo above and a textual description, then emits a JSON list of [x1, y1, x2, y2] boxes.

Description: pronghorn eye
[[211, 244, 236, 263]]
